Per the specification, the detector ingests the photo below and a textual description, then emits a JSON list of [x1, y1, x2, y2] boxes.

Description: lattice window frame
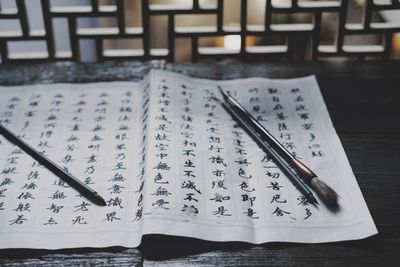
[[0, 0, 399, 63]]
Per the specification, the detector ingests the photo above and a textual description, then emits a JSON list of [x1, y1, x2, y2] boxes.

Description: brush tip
[[92, 192, 107, 206], [310, 177, 339, 209]]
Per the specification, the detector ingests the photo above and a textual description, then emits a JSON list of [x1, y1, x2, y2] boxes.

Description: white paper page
[[0, 70, 377, 249], [0, 81, 146, 249], [142, 70, 377, 244]]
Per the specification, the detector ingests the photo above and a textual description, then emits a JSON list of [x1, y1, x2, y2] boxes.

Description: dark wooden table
[[0, 61, 399, 266]]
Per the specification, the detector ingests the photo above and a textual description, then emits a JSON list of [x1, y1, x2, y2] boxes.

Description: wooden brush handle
[[291, 159, 317, 184]]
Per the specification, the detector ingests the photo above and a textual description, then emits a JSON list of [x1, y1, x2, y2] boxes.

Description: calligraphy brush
[[0, 123, 107, 206], [218, 87, 339, 208], [212, 96, 319, 206]]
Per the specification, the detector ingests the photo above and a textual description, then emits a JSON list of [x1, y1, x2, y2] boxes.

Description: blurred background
[[0, 0, 399, 62]]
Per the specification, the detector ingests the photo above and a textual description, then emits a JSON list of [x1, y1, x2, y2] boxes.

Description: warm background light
[[223, 35, 241, 50]]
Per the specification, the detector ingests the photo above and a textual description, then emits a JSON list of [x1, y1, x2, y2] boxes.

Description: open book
[[0, 70, 377, 249]]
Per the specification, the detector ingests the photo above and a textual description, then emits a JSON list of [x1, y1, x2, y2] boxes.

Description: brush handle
[[0, 124, 107, 206], [220, 89, 317, 184], [220, 89, 295, 163], [220, 100, 317, 204], [291, 159, 317, 184]]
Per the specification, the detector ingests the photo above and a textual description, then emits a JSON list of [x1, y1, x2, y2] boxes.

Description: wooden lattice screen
[[0, 0, 399, 63]]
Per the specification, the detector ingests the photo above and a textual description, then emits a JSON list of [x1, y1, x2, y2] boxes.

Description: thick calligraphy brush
[[0, 123, 107, 206], [212, 96, 319, 206], [217, 87, 339, 209]]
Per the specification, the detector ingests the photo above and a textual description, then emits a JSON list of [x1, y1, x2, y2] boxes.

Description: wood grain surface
[[0, 60, 399, 266]]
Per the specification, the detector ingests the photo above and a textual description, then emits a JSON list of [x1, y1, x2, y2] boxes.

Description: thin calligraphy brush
[[212, 96, 319, 206], [217, 87, 339, 209], [0, 123, 107, 206]]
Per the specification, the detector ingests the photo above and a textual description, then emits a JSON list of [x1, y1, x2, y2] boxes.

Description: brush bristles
[[310, 178, 339, 208]]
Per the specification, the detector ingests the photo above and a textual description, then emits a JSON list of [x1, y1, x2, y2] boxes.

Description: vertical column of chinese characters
[[13, 92, 50, 227], [132, 84, 150, 223], [260, 87, 295, 221], [231, 88, 261, 221], [290, 87, 323, 221], [203, 89, 233, 219], [1, 95, 28, 226], [103, 91, 129, 224], [0, 96, 17, 217], [179, 84, 201, 217], [61, 93, 90, 226], [40, 93, 68, 226], [150, 80, 173, 213]]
